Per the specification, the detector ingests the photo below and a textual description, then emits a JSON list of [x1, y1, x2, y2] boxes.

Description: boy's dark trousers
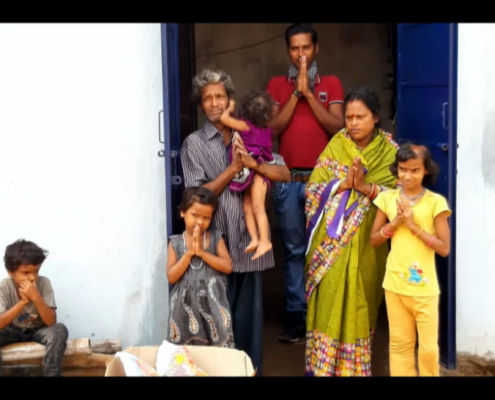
[[0, 323, 69, 376]]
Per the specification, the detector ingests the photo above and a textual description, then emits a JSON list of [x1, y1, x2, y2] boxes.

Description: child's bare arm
[[221, 113, 250, 132], [432, 212, 451, 257], [371, 208, 395, 247], [220, 100, 250, 132], [167, 241, 194, 284], [34, 298, 56, 326], [371, 199, 405, 248], [402, 197, 450, 257], [20, 281, 56, 326], [198, 237, 232, 275], [412, 211, 450, 257], [0, 299, 28, 329]]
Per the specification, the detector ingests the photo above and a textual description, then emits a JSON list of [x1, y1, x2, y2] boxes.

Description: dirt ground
[[440, 356, 495, 377]]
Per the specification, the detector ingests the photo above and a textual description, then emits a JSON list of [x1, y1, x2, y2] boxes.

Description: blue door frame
[[396, 23, 458, 369], [159, 23, 183, 238], [160, 23, 183, 295]]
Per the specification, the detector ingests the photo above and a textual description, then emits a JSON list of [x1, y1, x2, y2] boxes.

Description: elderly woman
[[304, 87, 399, 376]]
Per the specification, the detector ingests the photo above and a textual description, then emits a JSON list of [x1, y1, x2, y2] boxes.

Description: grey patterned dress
[[167, 229, 234, 348]]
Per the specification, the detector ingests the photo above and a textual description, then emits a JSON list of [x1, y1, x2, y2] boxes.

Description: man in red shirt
[[267, 23, 345, 343]]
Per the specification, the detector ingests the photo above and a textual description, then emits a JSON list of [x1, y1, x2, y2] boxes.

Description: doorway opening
[[164, 22, 456, 375]]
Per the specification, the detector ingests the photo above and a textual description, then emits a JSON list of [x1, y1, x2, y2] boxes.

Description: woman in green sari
[[304, 87, 399, 376]]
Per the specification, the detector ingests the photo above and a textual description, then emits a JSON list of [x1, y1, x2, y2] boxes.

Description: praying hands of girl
[[192, 225, 205, 257], [396, 199, 418, 232]]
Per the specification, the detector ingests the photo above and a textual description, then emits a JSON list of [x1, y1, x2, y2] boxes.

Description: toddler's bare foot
[[245, 240, 259, 253], [252, 241, 272, 260]]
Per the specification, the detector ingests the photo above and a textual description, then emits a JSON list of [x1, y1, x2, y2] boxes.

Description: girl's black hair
[[344, 86, 382, 128], [390, 143, 440, 185], [4, 239, 48, 272], [240, 90, 274, 128], [179, 187, 219, 213]]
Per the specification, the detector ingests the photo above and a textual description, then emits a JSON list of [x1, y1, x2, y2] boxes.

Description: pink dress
[[228, 119, 274, 192]]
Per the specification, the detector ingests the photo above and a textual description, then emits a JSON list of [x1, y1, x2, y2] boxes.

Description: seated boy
[[0, 239, 68, 376]]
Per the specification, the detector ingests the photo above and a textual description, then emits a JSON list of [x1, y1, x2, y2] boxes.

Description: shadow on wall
[[194, 23, 395, 135]]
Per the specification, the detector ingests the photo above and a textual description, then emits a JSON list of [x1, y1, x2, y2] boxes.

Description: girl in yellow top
[[370, 143, 451, 377]]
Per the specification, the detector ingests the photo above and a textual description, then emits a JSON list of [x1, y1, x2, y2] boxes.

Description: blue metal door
[[396, 23, 458, 369], [159, 23, 183, 238], [160, 23, 184, 296]]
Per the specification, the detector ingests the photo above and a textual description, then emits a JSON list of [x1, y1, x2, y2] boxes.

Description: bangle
[[380, 226, 394, 238], [414, 226, 423, 236], [383, 225, 394, 236], [427, 235, 435, 247], [369, 183, 376, 200], [371, 183, 380, 200]]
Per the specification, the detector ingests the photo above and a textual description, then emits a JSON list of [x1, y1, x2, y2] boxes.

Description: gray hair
[[191, 68, 235, 104]]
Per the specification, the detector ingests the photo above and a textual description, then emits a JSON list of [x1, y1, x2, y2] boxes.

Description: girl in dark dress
[[166, 187, 234, 347]]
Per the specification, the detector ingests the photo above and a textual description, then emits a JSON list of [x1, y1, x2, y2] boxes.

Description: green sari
[[304, 128, 399, 377]]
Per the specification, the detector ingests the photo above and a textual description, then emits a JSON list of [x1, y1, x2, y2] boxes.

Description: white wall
[[0, 23, 169, 348], [457, 23, 495, 358]]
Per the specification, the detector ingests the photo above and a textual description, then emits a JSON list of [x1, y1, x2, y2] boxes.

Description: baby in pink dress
[[221, 90, 275, 261]]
